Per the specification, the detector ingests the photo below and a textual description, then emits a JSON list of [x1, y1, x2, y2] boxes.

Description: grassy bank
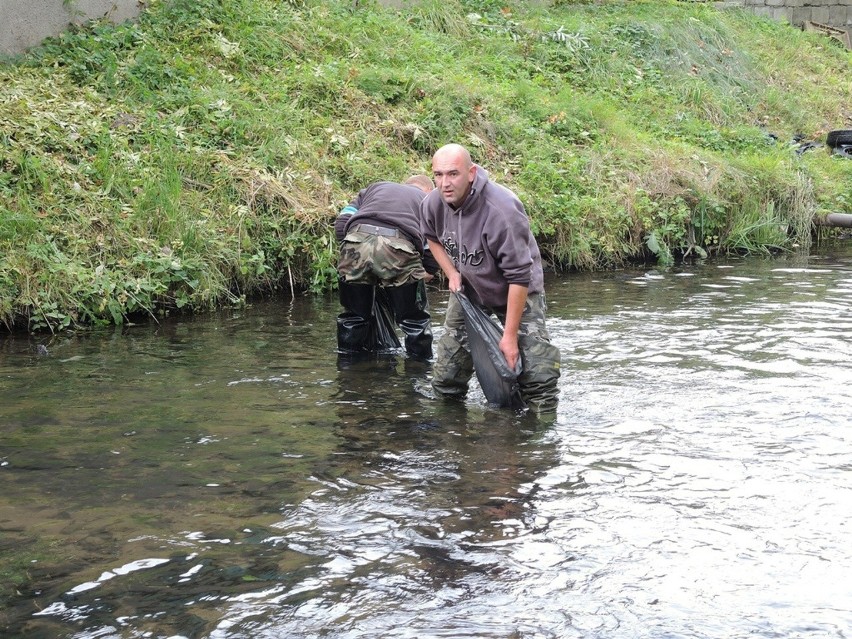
[[1, 0, 851, 332]]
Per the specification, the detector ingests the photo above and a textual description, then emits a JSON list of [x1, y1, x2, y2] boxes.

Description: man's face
[[432, 152, 475, 208]]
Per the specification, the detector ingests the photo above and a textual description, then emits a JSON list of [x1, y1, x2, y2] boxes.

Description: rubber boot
[[384, 281, 433, 359], [337, 281, 375, 352]]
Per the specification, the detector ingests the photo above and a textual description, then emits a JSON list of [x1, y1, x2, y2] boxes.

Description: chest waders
[[336, 279, 432, 359]]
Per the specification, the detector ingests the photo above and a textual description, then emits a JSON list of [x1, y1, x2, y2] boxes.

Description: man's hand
[[499, 333, 520, 370], [427, 239, 463, 292], [500, 284, 528, 370]]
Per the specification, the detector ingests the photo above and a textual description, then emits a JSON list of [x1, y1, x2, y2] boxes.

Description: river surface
[[2, 244, 852, 639]]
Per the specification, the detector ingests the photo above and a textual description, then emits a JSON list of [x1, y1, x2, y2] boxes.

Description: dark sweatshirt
[[335, 181, 427, 253], [419, 165, 544, 309]]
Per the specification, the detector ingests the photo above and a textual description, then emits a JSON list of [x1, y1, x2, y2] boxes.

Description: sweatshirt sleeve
[[492, 196, 534, 287], [419, 193, 440, 243], [335, 186, 371, 242]]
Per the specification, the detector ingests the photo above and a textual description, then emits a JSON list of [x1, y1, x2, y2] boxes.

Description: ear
[[468, 165, 477, 183]]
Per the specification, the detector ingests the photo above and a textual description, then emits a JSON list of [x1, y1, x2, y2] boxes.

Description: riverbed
[[2, 245, 851, 638]]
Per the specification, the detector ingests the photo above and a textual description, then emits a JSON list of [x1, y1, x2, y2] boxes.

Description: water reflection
[[3, 246, 852, 637], [213, 362, 564, 638]]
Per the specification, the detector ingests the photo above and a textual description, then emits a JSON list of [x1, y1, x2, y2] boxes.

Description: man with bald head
[[420, 144, 561, 414]]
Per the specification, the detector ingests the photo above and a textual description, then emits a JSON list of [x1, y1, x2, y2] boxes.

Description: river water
[[2, 244, 852, 638]]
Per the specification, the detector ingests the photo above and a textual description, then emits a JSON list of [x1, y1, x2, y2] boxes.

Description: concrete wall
[[719, 0, 852, 30], [0, 0, 143, 56]]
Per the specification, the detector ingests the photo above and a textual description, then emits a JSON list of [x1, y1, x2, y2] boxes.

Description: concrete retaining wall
[[0, 0, 142, 56], [719, 0, 852, 30]]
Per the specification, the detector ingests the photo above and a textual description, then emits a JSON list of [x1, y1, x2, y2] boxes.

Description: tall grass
[[1, 0, 851, 331]]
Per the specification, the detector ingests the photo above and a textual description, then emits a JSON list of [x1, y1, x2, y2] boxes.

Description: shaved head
[[404, 174, 434, 193], [431, 144, 476, 207], [433, 143, 472, 169]]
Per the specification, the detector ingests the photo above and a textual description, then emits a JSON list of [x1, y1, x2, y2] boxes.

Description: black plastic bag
[[371, 287, 401, 350], [337, 283, 400, 353], [456, 292, 526, 410]]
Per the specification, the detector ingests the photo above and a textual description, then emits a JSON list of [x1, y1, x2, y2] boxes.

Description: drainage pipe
[[814, 213, 852, 228]]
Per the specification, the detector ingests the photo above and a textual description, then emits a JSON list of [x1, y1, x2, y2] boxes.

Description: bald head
[[404, 174, 434, 194], [431, 144, 476, 207], [433, 143, 472, 169]]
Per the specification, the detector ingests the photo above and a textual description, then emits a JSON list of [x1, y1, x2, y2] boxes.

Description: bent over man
[[420, 144, 561, 413], [336, 175, 436, 359]]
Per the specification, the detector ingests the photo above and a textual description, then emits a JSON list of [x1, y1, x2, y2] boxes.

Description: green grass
[[1, 0, 851, 331]]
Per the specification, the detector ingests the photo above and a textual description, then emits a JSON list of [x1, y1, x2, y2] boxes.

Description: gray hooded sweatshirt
[[420, 165, 544, 310]]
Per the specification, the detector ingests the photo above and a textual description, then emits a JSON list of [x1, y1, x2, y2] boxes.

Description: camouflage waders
[[431, 291, 561, 413], [337, 226, 432, 358]]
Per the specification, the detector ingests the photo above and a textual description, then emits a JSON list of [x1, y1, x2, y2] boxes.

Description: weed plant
[[1, 0, 851, 331]]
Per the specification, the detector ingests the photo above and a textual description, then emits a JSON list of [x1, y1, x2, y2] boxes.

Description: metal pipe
[[814, 213, 852, 228]]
